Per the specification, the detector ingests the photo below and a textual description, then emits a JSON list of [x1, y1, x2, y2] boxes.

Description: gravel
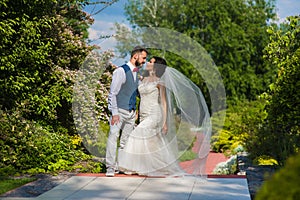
[[237, 153, 277, 200]]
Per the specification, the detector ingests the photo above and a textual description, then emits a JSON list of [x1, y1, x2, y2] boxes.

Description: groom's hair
[[131, 46, 148, 58]]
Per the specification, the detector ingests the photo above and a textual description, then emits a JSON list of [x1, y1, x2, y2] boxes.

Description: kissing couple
[[105, 46, 211, 177]]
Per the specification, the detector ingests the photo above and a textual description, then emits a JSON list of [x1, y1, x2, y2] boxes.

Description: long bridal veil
[[159, 67, 211, 178]]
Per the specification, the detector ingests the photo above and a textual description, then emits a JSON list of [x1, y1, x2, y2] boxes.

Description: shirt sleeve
[[108, 67, 126, 115]]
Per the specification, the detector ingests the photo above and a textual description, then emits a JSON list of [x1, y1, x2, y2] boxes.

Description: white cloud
[[88, 27, 99, 41], [88, 20, 115, 40], [84, 0, 131, 65], [276, 0, 300, 22], [87, 19, 131, 66]]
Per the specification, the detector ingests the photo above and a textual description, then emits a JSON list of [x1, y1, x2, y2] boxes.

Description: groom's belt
[[123, 108, 135, 113], [116, 108, 135, 114]]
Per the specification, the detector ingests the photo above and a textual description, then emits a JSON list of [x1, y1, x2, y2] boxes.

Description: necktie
[[133, 67, 139, 72]]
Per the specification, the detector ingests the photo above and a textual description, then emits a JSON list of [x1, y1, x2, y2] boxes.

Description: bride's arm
[[158, 84, 168, 134]]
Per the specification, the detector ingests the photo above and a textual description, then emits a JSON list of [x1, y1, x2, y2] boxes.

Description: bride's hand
[[135, 110, 139, 121], [162, 123, 168, 134]]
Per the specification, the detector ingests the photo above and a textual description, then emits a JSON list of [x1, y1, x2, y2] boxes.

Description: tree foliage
[[0, 0, 111, 174], [0, 0, 93, 130], [245, 16, 300, 165], [122, 0, 277, 104]]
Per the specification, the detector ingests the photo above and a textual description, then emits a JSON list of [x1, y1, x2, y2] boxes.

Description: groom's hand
[[162, 123, 168, 134], [111, 115, 120, 125]]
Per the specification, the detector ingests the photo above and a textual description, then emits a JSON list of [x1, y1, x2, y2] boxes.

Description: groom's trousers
[[105, 108, 136, 169]]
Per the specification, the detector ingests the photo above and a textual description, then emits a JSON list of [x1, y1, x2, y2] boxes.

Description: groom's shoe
[[124, 171, 133, 175], [106, 167, 115, 177]]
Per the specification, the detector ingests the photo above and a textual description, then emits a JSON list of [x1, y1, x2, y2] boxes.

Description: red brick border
[[76, 173, 246, 179]]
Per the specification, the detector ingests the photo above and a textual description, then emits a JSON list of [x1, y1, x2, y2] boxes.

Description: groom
[[106, 46, 148, 177]]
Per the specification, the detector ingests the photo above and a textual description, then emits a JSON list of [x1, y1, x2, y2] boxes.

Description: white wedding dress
[[118, 67, 212, 178], [118, 81, 184, 176]]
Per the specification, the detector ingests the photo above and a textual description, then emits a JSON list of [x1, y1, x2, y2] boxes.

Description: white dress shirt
[[108, 61, 137, 116]]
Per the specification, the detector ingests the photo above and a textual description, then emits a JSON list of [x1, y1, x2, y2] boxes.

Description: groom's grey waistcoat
[[116, 64, 139, 111]]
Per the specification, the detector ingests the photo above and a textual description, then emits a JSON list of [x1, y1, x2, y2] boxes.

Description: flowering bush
[[213, 155, 237, 175]]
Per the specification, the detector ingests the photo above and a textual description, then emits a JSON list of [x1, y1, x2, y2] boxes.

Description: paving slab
[[8, 176, 250, 200], [36, 176, 97, 200], [190, 178, 251, 200], [129, 177, 195, 200], [63, 177, 145, 200], [0, 175, 251, 200]]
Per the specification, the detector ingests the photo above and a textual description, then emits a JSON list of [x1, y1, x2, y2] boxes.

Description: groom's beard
[[135, 60, 141, 67]]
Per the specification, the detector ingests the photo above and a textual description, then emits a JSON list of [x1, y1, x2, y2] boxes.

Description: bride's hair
[[143, 56, 167, 78]]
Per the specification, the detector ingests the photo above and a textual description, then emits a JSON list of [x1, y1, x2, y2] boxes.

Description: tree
[[0, 0, 116, 174], [0, 0, 93, 130], [122, 0, 277, 104], [245, 16, 300, 165]]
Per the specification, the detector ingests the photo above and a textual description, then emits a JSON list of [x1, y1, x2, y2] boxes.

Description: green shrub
[[0, 109, 90, 176], [80, 121, 110, 158], [249, 16, 300, 165], [253, 155, 278, 166], [211, 129, 243, 155], [95, 65, 114, 123], [213, 155, 237, 175], [255, 152, 300, 200], [211, 99, 267, 155], [70, 158, 105, 173]]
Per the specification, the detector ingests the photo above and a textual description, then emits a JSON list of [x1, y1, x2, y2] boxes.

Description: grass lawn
[[0, 176, 36, 195], [179, 150, 198, 162]]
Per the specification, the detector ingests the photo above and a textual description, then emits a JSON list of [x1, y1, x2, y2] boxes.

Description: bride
[[118, 56, 211, 177]]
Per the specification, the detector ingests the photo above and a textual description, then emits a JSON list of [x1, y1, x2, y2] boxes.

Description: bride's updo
[[153, 56, 167, 78], [143, 56, 167, 78]]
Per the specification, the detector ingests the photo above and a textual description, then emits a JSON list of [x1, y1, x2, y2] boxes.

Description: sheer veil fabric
[[118, 67, 211, 179], [161, 67, 211, 177]]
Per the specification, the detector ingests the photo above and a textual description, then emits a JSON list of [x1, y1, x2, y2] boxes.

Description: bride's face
[[145, 58, 155, 71]]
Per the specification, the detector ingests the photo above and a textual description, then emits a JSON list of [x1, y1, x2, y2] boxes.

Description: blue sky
[[276, 0, 300, 21], [84, 0, 300, 64]]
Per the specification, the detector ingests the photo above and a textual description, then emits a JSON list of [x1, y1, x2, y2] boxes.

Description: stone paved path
[[0, 176, 251, 200]]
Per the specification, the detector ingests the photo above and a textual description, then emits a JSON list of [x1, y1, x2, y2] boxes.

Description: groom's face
[[135, 51, 147, 67]]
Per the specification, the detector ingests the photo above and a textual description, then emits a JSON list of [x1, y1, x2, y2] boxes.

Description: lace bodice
[[138, 81, 161, 121]]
